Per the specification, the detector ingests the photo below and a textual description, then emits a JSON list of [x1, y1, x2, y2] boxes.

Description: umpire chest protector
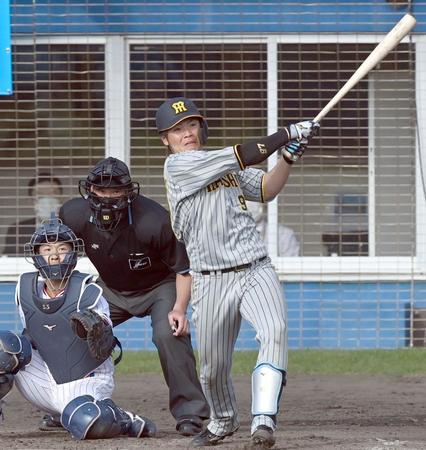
[[18, 270, 107, 384]]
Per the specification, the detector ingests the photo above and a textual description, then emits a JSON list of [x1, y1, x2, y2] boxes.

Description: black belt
[[200, 256, 267, 275]]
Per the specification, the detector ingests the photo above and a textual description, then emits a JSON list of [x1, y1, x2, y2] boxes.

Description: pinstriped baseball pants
[[14, 349, 114, 416], [191, 258, 287, 436]]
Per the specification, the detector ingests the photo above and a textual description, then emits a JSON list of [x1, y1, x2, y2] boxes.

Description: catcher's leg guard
[[0, 373, 15, 423], [251, 363, 286, 417], [0, 374, 14, 400], [61, 395, 102, 439], [0, 330, 32, 374], [99, 398, 157, 438], [61, 396, 156, 440]]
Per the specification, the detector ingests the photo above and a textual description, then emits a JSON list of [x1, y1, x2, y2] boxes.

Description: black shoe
[[189, 428, 236, 447], [127, 412, 157, 438], [176, 417, 203, 436], [39, 414, 66, 432], [249, 425, 275, 449], [141, 416, 157, 438]]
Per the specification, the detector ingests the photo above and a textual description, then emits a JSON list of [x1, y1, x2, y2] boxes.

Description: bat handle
[[314, 105, 331, 123]]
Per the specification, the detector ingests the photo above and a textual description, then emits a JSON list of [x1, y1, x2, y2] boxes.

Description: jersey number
[[238, 195, 248, 211]]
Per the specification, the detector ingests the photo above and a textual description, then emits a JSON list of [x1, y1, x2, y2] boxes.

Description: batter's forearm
[[234, 129, 290, 168], [262, 157, 292, 201], [234, 120, 319, 168]]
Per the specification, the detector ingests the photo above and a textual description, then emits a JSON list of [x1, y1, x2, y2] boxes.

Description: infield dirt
[[1, 373, 425, 449]]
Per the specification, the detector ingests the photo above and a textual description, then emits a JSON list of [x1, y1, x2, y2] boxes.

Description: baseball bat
[[314, 13, 416, 122]]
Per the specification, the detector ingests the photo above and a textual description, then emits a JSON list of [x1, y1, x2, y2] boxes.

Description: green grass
[[115, 348, 426, 376]]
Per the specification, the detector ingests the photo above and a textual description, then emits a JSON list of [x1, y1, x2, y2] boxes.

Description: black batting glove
[[281, 140, 307, 165]]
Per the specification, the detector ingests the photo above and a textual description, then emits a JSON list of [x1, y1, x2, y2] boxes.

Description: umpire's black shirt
[[59, 196, 190, 293]]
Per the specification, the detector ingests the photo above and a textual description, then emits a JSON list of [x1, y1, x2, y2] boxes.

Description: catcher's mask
[[24, 215, 84, 281], [79, 157, 140, 231], [155, 97, 208, 145]]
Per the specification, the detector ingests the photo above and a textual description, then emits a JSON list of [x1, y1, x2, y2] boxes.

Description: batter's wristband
[[235, 129, 290, 167]]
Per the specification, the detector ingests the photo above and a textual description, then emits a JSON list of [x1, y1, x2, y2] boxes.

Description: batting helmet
[[24, 216, 84, 281], [78, 157, 140, 231], [155, 97, 208, 145]]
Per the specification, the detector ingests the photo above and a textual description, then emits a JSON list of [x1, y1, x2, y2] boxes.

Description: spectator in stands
[[2, 172, 62, 256], [246, 201, 300, 256]]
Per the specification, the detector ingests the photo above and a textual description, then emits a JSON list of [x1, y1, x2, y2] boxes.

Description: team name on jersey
[[206, 173, 239, 192]]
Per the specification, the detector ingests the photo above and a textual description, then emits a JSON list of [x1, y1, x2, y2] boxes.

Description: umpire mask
[[79, 157, 140, 231], [24, 215, 85, 282], [156, 97, 208, 145]]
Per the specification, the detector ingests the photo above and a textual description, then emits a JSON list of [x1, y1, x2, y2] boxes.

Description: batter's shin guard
[[251, 363, 286, 419]]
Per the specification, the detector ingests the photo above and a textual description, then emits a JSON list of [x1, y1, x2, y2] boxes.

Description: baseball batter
[[157, 97, 319, 448], [0, 216, 156, 440]]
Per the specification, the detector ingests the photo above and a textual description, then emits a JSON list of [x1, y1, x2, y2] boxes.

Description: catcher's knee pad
[[61, 396, 128, 440], [0, 330, 32, 375], [61, 395, 98, 439], [252, 363, 286, 416], [0, 373, 14, 400]]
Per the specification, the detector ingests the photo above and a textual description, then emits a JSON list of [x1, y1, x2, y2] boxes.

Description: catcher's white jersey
[[164, 146, 287, 436], [164, 146, 267, 272], [13, 280, 114, 415]]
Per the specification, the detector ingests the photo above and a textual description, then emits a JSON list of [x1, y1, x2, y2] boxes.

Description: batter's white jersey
[[164, 146, 267, 271], [164, 145, 288, 436], [13, 277, 114, 416]]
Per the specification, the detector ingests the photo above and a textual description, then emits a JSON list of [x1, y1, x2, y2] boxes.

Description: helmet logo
[[172, 101, 188, 114], [102, 214, 110, 221]]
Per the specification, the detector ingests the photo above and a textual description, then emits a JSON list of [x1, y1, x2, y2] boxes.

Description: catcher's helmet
[[155, 97, 208, 145], [24, 216, 84, 281], [78, 157, 140, 231]]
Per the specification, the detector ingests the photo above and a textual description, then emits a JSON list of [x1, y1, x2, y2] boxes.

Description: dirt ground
[[1, 373, 426, 450]]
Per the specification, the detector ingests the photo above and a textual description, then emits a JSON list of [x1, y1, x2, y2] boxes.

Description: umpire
[[56, 156, 210, 436]]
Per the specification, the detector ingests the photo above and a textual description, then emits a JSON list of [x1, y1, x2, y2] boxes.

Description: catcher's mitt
[[70, 309, 116, 361]]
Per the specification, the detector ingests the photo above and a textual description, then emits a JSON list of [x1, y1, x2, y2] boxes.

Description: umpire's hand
[[168, 309, 190, 336]]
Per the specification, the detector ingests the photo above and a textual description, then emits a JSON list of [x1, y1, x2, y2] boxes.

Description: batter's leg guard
[[251, 363, 286, 419], [61, 396, 156, 440], [0, 330, 32, 374]]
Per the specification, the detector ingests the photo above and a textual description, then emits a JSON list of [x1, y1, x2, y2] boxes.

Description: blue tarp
[[0, 0, 12, 95]]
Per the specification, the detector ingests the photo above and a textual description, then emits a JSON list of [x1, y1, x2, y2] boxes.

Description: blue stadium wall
[[2, 281, 426, 350], [10, 0, 426, 34]]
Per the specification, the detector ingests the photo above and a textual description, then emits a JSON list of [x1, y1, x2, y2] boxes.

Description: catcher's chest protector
[[18, 271, 106, 384]]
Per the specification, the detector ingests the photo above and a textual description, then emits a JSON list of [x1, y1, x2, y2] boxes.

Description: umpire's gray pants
[[97, 277, 210, 423]]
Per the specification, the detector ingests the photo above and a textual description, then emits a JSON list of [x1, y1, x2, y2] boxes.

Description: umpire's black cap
[[86, 157, 133, 189], [155, 97, 208, 144], [78, 157, 140, 231]]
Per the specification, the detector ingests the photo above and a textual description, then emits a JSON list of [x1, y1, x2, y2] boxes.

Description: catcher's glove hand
[[70, 309, 116, 361]]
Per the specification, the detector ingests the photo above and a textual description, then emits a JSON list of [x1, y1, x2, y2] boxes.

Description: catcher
[[0, 215, 156, 440]]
